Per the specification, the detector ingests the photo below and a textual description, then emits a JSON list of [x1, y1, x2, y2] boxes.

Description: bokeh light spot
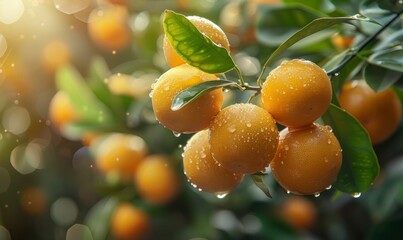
[[53, 0, 90, 15], [0, 226, 11, 240], [0, 167, 11, 194], [10, 141, 45, 175], [0, 0, 25, 24], [2, 106, 31, 135], [51, 198, 78, 226], [66, 224, 93, 240]]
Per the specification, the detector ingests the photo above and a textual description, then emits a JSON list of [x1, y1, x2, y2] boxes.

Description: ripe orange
[[111, 203, 149, 240], [209, 103, 279, 174], [261, 59, 332, 128], [151, 64, 223, 134], [92, 133, 147, 181], [339, 80, 402, 145], [88, 5, 131, 52], [270, 123, 342, 195], [163, 16, 230, 68], [41, 40, 71, 73], [182, 130, 244, 194], [331, 33, 355, 51], [49, 91, 78, 132], [278, 196, 317, 231], [134, 155, 180, 205]]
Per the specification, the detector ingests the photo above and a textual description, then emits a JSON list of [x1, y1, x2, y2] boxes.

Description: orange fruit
[[270, 123, 342, 195], [278, 196, 317, 231], [49, 91, 78, 132], [134, 155, 180, 205], [88, 5, 131, 52], [151, 64, 223, 134], [41, 40, 71, 73], [92, 133, 147, 181], [339, 80, 402, 145], [331, 33, 355, 51], [261, 59, 332, 128], [163, 16, 230, 68], [111, 203, 149, 240], [209, 103, 279, 174], [182, 130, 244, 195]]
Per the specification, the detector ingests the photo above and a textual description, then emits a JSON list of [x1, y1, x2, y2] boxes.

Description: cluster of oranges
[[151, 13, 343, 197]]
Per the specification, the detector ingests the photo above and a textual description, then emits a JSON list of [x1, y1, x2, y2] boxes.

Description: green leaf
[[85, 197, 118, 240], [256, 5, 323, 46], [163, 10, 235, 74], [377, 0, 403, 13], [171, 80, 239, 111], [322, 104, 379, 194], [258, 14, 376, 85], [56, 65, 114, 125], [88, 57, 130, 122], [251, 173, 272, 198], [283, 0, 336, 13], [364, 64, 403, 92], [367, 49, 403, 73], [360, 0, 397, 24]]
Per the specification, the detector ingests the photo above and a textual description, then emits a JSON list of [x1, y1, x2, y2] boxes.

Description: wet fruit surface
[[183, 130, 244, 194], [151, 64, 223, 133], [270, 123, 342, 195], [209, 103, 279, 174], [339, 80, 402, 145], [261, 59, 332, 128]]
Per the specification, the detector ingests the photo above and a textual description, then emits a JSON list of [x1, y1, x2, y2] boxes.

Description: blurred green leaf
[[360, 0, 396, 24], [322, 104, 379, 194], [88, 57, 131, 123], [378, 0, 403, 13], [56, 65, 114, 125], [258, 13, 376, 84], [171, 80, 238, 111], [283, 0, 336, 13], [364, 158, 403, 220], [85, 197, 118, 240], [163, 10, 235, 74], [367, 49, 403, 73], [364, 64, 403, 92], [256, 5, 322, 46], [251, 173, 272, 198], [368, 216, 403, 240]]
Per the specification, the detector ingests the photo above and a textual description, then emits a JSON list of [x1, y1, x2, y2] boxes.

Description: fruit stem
[[327, 11, 402, 77], [234, 66, 245, 85]]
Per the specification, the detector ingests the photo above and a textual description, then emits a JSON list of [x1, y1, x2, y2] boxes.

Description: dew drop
[[314, 193, 320, 197], [286, 190, 291, 194], [352, 192, 361, 198], [198, 188, 202, 192], [334, 72, 340, 76], [178, 144, 183, 148], [200, 151, 206, 159], [327, 139, 332, 144], [216, 192, 229, 199], [246, 122, 252, 128], [228, 126, 236, 133], [325, 125, 333, 132], [172, 131, 181, 137], [326, 185, 332, 190]]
